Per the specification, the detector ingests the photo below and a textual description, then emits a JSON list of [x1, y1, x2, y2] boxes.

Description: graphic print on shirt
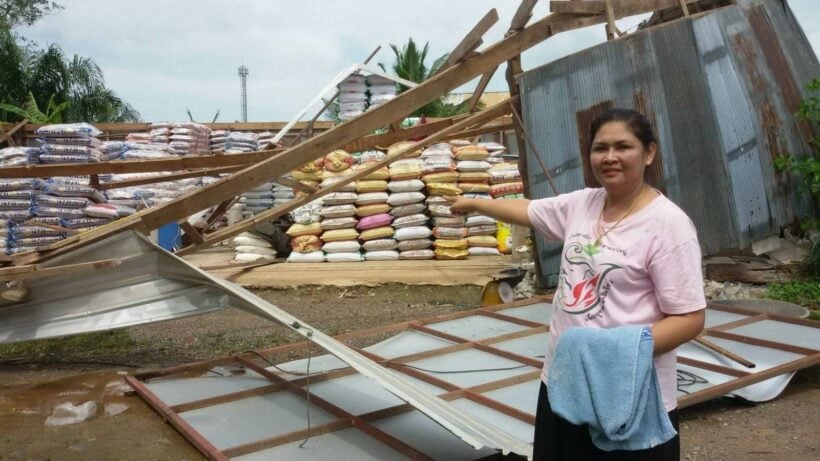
[[554, 241, 623, 318]]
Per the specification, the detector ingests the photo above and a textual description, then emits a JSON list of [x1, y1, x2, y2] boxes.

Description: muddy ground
[[0, 285, 817, 460]]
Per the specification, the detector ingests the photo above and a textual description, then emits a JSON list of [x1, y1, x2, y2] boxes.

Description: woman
[[448, 108, 705, 460]]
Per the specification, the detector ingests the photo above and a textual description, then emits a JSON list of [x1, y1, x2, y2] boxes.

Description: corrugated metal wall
[[519, 0, 819, 287]]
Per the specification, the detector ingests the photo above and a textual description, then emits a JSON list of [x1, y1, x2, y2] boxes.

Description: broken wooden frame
[[8, 1, 702, 268], [126, 298, 819, 459]]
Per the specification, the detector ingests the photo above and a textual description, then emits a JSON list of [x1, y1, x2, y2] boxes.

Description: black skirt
[[533, 381, 680, 461]]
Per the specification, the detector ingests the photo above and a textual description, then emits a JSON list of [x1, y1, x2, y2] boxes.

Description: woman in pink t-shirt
[[448, 108, 706, 460]]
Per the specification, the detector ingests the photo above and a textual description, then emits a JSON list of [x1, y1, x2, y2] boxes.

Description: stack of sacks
[[148, 123, 171, 145], [0, 177, 76, 256], [121, 137, 175, 160], [224, 132, 258, 153], [257, 131, 274, 150], [355, 155, 396, 261], [240, 182, 275, 218], [104, 186, 155, 211], [210, 130, 228, 153], [99, 141, 126, 160], [168, 122, 211, 156], [453, 144, 492, 195], [465, 212, 501, 257], [0, 146, 40, 166], [488, 162, 524, 199], [319, 150, 362, 262], [339, 74, 367, 121], [477, 141, 507, 164], [287, 200, 325, 263], [272, 181, 294, 207], [36, 123, 103, 164], [0, 179, 44, 251], [290, 157, 322, 191], [366, 74, 396, 109], [387, 142, 432, 260], [233, 232, 277, 263], [103, 173, 198, 205]]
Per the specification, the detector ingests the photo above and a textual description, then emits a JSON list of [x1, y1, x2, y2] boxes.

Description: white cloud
[[16, 0, 820, 123]]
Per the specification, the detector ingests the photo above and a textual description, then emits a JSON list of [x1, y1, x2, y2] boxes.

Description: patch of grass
[[765, 281, 820, 310], [0, 330, 136, 360]]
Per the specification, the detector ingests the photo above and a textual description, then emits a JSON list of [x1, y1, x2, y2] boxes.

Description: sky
[[16, 0, 820, 124]]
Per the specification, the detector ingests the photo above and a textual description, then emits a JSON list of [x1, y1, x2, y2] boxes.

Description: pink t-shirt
[[528, 187, 706, 411]]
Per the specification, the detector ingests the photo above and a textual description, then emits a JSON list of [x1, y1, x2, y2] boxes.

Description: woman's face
[[589, 121, 656, 192]]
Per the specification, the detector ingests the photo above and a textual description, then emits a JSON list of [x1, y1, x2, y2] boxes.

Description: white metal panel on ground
[[492, 333, 550, 359], [370, 411, 500, 460], [131, 299, 818, 460], [425, 315, 530, 340], [729, 320, 820, 351], [146, 374, 271, 407], [405, 349, 539, 388], [364, 330, 456, 358], [497, 302, 553, 325], [484, 380, 541, 415], [180, 392, 338, 449], [234, 427, 407, 461]]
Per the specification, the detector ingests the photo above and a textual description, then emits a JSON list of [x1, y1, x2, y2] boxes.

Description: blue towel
[[546, 325, 677, 451]]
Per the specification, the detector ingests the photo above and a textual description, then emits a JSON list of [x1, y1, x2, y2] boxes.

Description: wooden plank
[[550, 0, 700, 18], [179, 220, 204, 245], [705, 329, 818, 356], [679, 0, 691, 16], [468, 70, 497, 112], [273, 176, 317, 194], [678, 353, 820, 409], [0, 150, 283, 178], [0, 118, 28, 145], [202, 198, 237, 232], [174, 99, 514, 255], [435, 9, 500, 75], [604, 0, 619, 39], [510, 105, 560, 195], [694, 336, 756, 368], [97, 166, 241, 190], [0, 258, 122, 282], [705, 262, 798, 284]]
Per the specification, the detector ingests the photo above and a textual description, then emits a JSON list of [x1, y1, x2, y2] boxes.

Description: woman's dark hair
[[590, 108, 657, 148]]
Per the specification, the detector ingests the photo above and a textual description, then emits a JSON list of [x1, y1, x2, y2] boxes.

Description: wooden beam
[[604, 0, 619, 39], [509, 104, 560, 195], [467, 69, 497, 112], [0, 150, 283, 178], [273, 176, 318, 194], [435, 9, 500, 75], [0, 258, 122, 282], [179, 220, 204, 245], [0, 119, 28, 146], [678, 0, 691, 16], [96, 166, 241, 190], [173, 98, 514, 255], [550, 0, 700, 18], [202, 198, 237, 233], [694, 336, 756, 368]]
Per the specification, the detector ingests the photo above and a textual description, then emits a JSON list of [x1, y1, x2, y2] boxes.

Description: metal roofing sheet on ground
[[133, 299, 818, 460]]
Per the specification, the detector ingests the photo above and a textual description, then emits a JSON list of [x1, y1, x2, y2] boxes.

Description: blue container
[[157, 222, 180, 251]]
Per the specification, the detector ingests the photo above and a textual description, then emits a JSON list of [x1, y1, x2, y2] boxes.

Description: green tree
[[0, 91, 68, 123], [379, 37, 477, 118], [0, 0, 62, 29], [0, 2, 140, 124]]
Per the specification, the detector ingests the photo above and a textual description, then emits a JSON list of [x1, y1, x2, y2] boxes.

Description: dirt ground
[[0, 285, 817, 460]]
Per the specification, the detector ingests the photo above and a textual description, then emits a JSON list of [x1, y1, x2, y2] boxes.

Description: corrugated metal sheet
[[519, 0, 819, 286]]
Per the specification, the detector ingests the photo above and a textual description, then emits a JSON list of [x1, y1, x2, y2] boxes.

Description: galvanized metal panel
[[519, 0, 819, 287]]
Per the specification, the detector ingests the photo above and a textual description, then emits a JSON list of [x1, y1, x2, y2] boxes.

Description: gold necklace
[[593, 185, 645, 247]]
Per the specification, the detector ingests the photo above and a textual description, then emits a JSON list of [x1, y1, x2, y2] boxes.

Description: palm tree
[[379, 38, 477, 118], [0, 37, 140, 124]]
